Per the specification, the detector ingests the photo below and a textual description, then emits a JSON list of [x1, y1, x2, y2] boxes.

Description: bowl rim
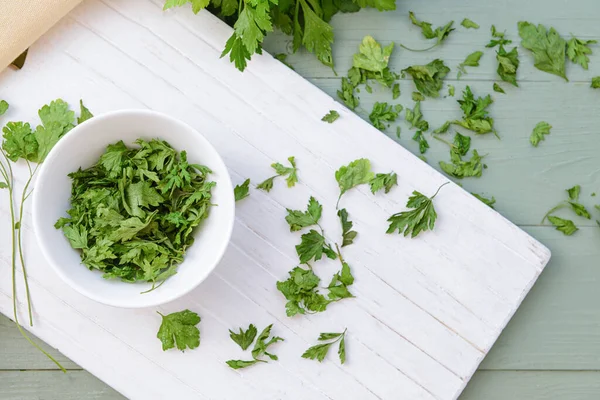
[[32, 109, 235, 308]]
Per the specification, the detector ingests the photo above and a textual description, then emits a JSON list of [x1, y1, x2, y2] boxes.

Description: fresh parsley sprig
[[157, 309, 201, 351], [257, 157, 298, 192], [302, 329, 347, 364], [226, 324, 284, 369], [234, 178, 251, 201]]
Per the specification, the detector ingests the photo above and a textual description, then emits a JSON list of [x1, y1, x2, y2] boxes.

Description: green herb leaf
[[335, 158, 374, 206], [276, 267, 331, 316], [451, 132, 471, 157], [592, 77, 600, 89], [472, 193, 496, 209], [405, 101, 429, 131], [518, 21, 567, 81], [440, 149, 484, 179], [369, 102, 401, 130], [457, 51, 483, 79], [548, 215, 578, 236], [226, 359, 261, 369], [234, 178, 251, 201], [338, 208, 357, 246], [402, 59, 450, 98], [296, 229, 336, 263], [2, 122, 38, 162], [299, 0, 334, 68], [567, 185, 581, 201], [486, 25, 512, 48], [412, 130, 429, 154], [452, 86, 495, 135], [322, 110, 340, 123], [0, 100, 8, 116], [493, 83, 506, 93], [566, 37, 596, 70], [387, 183, 448, 237], [352, 35, 394, 73], [448, 85, 455, 97], [157, 310, 201, 351], [77, 100, 94, 124], [337, 77, 360, 109], [302, 330, 346, 364], [229, 324, 258, 350], [286, 196, 322, 231], [461, 18, 479, 29], [529, 121, 552, 147], [257, 156, 298, 191], [392, 83, 401, 99], [251, 324, 284, 360], [406, 12, 454, 51], [412, 91, 425, 101], [369, 172, 397, 194], [496, 46, 519, 86], [164, 0, 209, 14]]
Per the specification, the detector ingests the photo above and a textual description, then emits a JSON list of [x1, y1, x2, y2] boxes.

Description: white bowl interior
[[33, 110, 234, 308]]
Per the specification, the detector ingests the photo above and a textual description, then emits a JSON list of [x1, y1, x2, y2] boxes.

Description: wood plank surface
[[2, 0, 599, 398]]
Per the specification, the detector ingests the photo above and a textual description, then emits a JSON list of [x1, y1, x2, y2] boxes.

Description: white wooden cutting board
[[0, 0, 550, 399]]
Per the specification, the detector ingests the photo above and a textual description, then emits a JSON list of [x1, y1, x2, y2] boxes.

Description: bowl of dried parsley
[[32, 110, 235, 308]]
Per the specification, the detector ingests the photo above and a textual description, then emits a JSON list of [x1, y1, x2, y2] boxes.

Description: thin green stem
[[541, 202, 568, 224], [431, 181, 450, 199], [432, 135, 454, 148], [399, 42, 439, 52]]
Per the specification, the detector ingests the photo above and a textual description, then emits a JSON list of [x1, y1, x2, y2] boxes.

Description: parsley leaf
[[78, 100, 94, 124], [452, 86, 496, 135], [448, 85, 455, 97], [566, 36, 596, 70], [530, 121, 552, 147], [2, 122, 38, 162], [369, 102, 402, 130], [234, 178, 250, 201], [337, 77, 360, 109], [353, 35, 394, 73], [392, 83, 401, 99], [518, 21, 568, 81], [335, 158, 374, 207], [327, 254, 354, 301], [302, 329, 347, 364], [542, 185, 591, 233], [457, 51, 483, 79], [548, 216, 578, 236], [229, 324, 258, 350], [337, 208, 357, 246], [164, 0, 209, 14], [257, 156, 298, 191], [402, 59, 450, 98], [0, 100, 8, 115], [251, 324, 284, 360], [226, 359, 262, 369], [461, 18, 479, 29], [496, 45, 519, 86], [405, 101, 429, 131], [285, 196, 322, 231], [296, 229, 336, 263], [440, 149, 484, 179], [486, 25, 512, 48], [592, 77, 600, 89], [493, 83, 506, 93], [387, 182, 448, 237], [404, 12, 454, 51], [412, 130, 429, 154], [472, 193, 496, 209], [322, 110, 340, 123], [157, 310, 201, 351], [369, 172, 397, 194], [412, 91, 425, 102], [276, 267, 331, 316]]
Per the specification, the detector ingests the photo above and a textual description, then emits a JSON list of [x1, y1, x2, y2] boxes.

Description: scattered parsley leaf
[[592, 77, 600, 89], [530, 121, 552, 147], [353, 35, 394, 73], [451, 132, 471, 157], [567, 185, 581, 201], [405, 101, 429, 131], [448, 85, 455, 97], [234, 179, 250, 201], [335, 158, 374, 207], [518, 21, 568, 81], [404, 12, 454, 51], [2, 122, 38, 162], [257, 157, 298, 191], [369, 172, 397, 194], [285, 196, 322, 231], [387, 182, 448, 237], [461, 18, 479, 29], [77, 100, 94, 124], [322, 110, 340, 123], [402, 59, 450, 98], [566, 37, 596, 70], [327, 260, 354, 300], [226, 359, 262, 369], [457, 51, 483, 79], [412, 91, 425, 101], [493, 83, 506, 93], [296, 229, 336, 263], [276, 267, 331, 316], [337, 77, 360, 109], [157, 310, 201, 351], [369, 102, 402, 130], [229, 324, 258, 350], [486, 25, 512, 48], [392, 83, 401, 99], [0, 100, 8, 116], [496, 45, 519, 86], [548, 216, 578, 236], [472, 193, 496, 209], [251, 324, 284, 360], [453, 86, 496, 135], [440, 149, 484, 179], [164, 0, 209, 14], [338, 208, 357, 246], [302, 329, 347, 364], [412, 130, 429, 154], [433, 121, 451, 134]]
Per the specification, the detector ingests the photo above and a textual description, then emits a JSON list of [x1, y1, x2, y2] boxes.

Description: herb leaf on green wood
[[518, 21, 567, 81], [529, 121, 552, 147]]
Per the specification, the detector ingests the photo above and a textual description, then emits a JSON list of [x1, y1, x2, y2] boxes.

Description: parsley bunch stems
[[0, 151, 65, 372]]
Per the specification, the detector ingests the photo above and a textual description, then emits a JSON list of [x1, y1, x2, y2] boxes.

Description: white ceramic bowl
[[33, 110, 235, 308]]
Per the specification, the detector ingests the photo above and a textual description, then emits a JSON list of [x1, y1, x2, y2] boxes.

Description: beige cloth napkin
[[0, 0, 83, 71]]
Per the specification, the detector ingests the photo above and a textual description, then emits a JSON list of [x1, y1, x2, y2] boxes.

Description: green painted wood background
[[2, 0, 600, 398]]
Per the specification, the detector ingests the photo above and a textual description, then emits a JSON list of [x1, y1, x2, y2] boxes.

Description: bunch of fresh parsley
[[56, 138, 215, 287]]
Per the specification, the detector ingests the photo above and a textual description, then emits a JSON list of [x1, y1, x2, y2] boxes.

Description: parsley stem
[[399, 42, 439, 52], [432, 135, 454, 148], [541, 202, 568, 224], [430, 181, 450, 199]]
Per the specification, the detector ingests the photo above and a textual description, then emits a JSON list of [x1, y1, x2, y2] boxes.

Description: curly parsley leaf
[[412, 130, 429, 154], [592, 77, 600, 89], [440, 149, 484, 179], [234, 178, 251, 201], [566, 37, 596, 70], [402, 59, 450, 98], [257, 156, 298, 191], [493, 82, 506, 93], [457, 51, 483, 79], [387, 182, 448, 237], [472, 193, 496, 209], [461, 18, 479, 29], [296, 229, 336, 263], [518, 21, 567, 81], [335, 158, 374, 207], [453, 86, 495, 135], [285, 196, 322, 231], [369, 102, 402, 130], [322, 110, 340, 123], [157, 310, 201, 351], [530, 121, 552, 147], [302, 329, 347, 364], [229, 324, 258, 350], [2, 122, 38, 162], [404, 12, 454, 51], [276, 267, 331, 316], [405, 101, 429, 131], [369, 172, 397, 195], [338, 208, 357, 246], [548, 216, 578, 236]]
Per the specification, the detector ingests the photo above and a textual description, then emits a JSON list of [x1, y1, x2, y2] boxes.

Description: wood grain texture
[[6, 0, 600, 398]]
